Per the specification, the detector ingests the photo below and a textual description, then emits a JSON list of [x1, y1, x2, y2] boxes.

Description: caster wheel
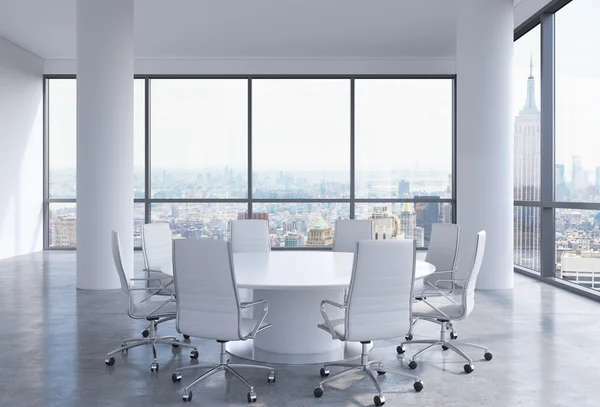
[[319, 368, 329, 377], [377, 370, 386, 375], [450, 332, 458, 340], [182, 391, 192, 402], [484, 352, 493, 361], [408, 360, 418, 370], [374, 395, 386, 406], [413, 380, 424, 392], [405, 333, 413, 341], [268, 371, 276, 383], [151, 362, 159, 372], [313, 387, 324, 398], [183, 334, 190, 340], [247, 391, 257, 403], [190, 350, 199, 359], [105, 357, 115, 366], [172, 372, 182, 382], [142, 329, 149, 338], [172, 341, 180, 348], [464, 364, 474, 373], [442, 345, 449, 351], [396, 345, 405, 355]]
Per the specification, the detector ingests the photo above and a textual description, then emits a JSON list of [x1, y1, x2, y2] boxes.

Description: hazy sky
[[50, 0, 600, 181], [514, 0, 600, 182]]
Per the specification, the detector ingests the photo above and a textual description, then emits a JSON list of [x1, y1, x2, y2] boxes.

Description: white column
[[76, 0, 134, 289], [456, 0, 514, 290]]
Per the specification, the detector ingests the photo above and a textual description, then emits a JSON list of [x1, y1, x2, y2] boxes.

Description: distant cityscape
[[513, 60, 600, 290], [49, 169, 453, 249]]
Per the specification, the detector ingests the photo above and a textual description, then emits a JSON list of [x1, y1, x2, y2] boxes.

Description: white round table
[[226, 251, 435, 365]]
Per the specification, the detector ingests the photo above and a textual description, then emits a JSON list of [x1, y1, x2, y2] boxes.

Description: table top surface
[[233, 251, 435, 290]]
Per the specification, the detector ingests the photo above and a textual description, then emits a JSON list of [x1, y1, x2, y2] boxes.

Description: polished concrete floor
[[1, 251, 598, 406]]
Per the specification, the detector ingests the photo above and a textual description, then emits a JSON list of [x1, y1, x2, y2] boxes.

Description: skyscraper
[[596, 166, 600, 188], [572, 155, 583, 196], [514, 57, 540, 201], [414, 196, 440, 245], [398, 180, 410, 198], [513, 58, 541, 271]]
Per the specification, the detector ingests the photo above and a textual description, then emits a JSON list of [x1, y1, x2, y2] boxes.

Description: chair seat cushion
[[317, 318, 345, 339], [412, 298, 464, 320], [147, 270, 175, 296]]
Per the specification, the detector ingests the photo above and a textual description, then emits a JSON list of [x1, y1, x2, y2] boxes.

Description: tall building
[[368, 205, 399, 239], [284, 232, 303, 247], [305, 218, 334, 247], [398, 180, 410, 198], [514, 57, 541, 201], [53, 215, 77, 247], [572, 155, 584, 196], [596, 166, 600, 188], [399, 202, 416, 240], [513, 58, 541, 271], [414, 196, 440, 245], [237, 212, 270, 225]]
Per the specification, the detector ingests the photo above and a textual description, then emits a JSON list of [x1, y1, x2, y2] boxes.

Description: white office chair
[[397, 231, 492, 374], [407, 223, 460, 341], [332, 219, 373, 252], [314, 240, 423, 407], [171, 239, 276, 403], [105, 230, 197, 372], [141, 222, 190, 340], [230, 219, 270, 318]]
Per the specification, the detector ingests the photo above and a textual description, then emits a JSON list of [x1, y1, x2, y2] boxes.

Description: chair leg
[[183, 365, 223, 393], [451, 340, 489, 352], [364, 368, 384, 397], [444, 342, 473, 365], [106, 339, 150, 357], [317, 366, 362, 387]]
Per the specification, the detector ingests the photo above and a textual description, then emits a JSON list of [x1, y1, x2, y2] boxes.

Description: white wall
[[43, 57, 456, 76], [0, 37, 43, 260]]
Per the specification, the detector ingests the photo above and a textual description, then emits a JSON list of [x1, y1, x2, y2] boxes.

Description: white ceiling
[[0, 0, 458, 59]]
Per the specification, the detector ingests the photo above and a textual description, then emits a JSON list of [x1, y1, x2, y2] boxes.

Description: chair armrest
[[129, 278, 174, 302], [320, 300, 347, 340], [239, 299, 270, 340]]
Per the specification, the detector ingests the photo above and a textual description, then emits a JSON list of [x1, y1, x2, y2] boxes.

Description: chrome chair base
[[105, 318, 197, 371], [398, 319, 492, 373], [313, 342, 423, 406], [173, 341, 275, 403]]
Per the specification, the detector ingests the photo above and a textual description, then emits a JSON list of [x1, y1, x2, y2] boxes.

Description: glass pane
[[49, 203, 77, 247], [252, 203, 350, 248], [49, 202, 145, 248], [513, 206, 541, 272], [513, 26, 541, 201], [134, 79, 146, 198], [252, 79, 350, 199], [355, 79, 453, 199], [556, 208, 600, 290], [150, 79, 248, 199], [48, 79, 76, 199], [133, 203, 145, 249], [48, 78, 146, 199], [354, 202, 452, 248], [556, 1, 600, 202], [149, 203, 248, 241]]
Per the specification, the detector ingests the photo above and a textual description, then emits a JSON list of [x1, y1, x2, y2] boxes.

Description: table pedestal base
[[227, 288, 372, 364], [226, 339, 372, 365]]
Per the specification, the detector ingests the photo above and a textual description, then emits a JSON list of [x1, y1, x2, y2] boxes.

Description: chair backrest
[[424, 223, 460, 285], [461, 230, 487, 318], [332, 219, 373, 252], [230, 219, 270, 253], [142, 222, 173, 276], [172, 239, 242, 341], [111, 230, 131, 295], [345, 239, 415, 342]]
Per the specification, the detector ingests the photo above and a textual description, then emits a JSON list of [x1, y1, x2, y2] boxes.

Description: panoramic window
[[513, 25, 541, 272], [45, 77, 455, 249]]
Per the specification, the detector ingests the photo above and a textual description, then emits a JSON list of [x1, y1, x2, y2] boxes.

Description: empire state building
[[513, 58, 541, 271]]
